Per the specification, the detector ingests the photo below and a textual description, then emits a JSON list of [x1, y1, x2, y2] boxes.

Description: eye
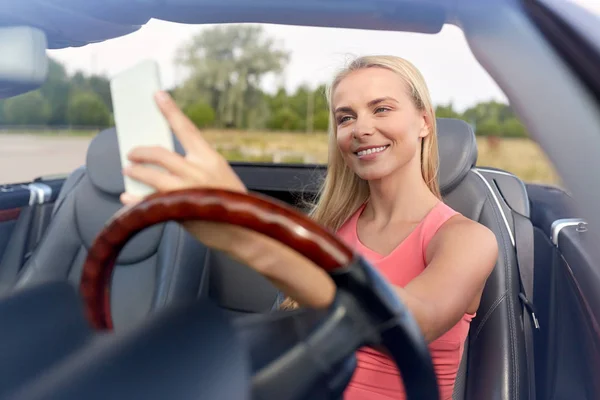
[[375, 106, 391, 113], [337, 115, 353, 125]]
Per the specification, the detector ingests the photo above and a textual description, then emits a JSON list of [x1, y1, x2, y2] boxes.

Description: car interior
[[0, 1, 599, 399], [0, 114, 597, 400], [0, 117, 533, 399]]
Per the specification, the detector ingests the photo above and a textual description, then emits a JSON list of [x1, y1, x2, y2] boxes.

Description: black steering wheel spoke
[[329, 256, 441, 400], [234, 291, 373, 400]]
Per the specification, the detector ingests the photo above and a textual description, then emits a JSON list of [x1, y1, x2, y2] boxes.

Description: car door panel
[[551, 222, 600, 399], [528, 183, 600, 400], [0, 179, 64, 292], [0, 184, 31, 263]]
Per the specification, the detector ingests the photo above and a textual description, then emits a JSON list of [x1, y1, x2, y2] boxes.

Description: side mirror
[[0, 26, 48, 98]]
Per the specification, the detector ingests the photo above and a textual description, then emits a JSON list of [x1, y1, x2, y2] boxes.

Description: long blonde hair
[[279, 56, 440, 311], [308, 55, 441, 232]]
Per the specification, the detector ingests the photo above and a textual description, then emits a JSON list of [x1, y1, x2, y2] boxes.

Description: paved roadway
[[0, 134, 92, 184]]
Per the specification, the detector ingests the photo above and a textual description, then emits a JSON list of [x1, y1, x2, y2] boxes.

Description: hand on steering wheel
[[79, 91, 440, 400]]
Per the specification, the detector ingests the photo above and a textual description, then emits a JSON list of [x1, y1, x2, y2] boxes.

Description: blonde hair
[[280, 55, 440, 311], [308, 55, 441, 232]]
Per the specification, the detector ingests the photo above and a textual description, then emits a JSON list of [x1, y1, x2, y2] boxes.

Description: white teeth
[[356, 145, 388, 157]]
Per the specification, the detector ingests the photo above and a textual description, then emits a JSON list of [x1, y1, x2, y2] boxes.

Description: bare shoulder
[[434, 214, 498, 248], [426, 214, 498, 273]]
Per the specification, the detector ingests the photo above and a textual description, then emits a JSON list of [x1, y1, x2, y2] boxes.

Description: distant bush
[[267, 107, 302, 131], [474, 118, 528, 138], [474, 120, 502, 137], [2, 91, 51, 125], [502, 118, 528, 138], [67, 91, 111, 127], [184, 102, 216, 128], [313, 110, 330, 132]]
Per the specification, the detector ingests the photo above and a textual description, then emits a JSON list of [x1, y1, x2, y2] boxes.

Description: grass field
[[0, 128, 561, 186]]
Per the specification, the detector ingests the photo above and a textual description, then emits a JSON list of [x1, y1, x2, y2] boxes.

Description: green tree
[[39, 58, 71, 125], [267, 87, 290, 113], [313, 110, 330, 131], [84, 76, 113, 111], [67, 91, 111, 127], [0, 57, 113, 126], [502, 117, 528, 138], [268, 107, 301, 131], [463, 101, 509, 126], [184, 101, 216, 128], [435, 102, 461, 119], [69, 72, 112, 111], [475, 119, 502, 137], [2, 91, 51, 125], [174, 24, 290, 129], [288, 84, 311, 131], [267, 84, 330, 132]]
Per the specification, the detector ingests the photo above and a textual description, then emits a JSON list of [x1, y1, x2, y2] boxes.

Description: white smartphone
[[110, 59, 175, 198]]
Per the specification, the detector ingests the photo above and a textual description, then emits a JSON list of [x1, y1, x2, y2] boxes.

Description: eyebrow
[[334, 96, 399, 114]]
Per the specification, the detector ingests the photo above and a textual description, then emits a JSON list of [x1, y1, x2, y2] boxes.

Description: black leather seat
[[435, 119, 533, 400], [13, 128, 211, 330]]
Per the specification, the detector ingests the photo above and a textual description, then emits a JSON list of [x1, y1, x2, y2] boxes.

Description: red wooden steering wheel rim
[[79, 188, 354, 330]]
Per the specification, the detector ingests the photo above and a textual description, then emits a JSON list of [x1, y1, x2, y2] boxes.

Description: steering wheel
[[79, 188, 440, 400]]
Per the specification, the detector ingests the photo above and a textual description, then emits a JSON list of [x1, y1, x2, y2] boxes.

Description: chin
[[353, 165, 396, 181]]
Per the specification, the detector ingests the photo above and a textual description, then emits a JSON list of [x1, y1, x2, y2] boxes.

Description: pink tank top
[[336, 201, 475, 400]]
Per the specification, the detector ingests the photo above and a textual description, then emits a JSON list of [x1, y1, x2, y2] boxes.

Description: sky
[[48, 0, 600, 112]]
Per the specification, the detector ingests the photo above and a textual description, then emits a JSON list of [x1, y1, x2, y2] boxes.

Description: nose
[[352, 116, 375, 139]]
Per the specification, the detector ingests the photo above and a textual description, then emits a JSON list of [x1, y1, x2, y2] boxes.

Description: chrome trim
[[550, 218, 587, 246], [27, 183, 52, 205], [471, 169, 516, 247]]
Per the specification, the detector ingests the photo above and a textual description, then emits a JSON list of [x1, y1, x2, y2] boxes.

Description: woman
[[120, 55, 498, 399]]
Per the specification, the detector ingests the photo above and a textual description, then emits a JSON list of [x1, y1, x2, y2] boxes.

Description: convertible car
[[0, 0, 598, 399]]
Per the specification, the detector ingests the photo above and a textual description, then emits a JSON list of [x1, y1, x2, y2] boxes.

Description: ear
[[418, 111, 430, 138]]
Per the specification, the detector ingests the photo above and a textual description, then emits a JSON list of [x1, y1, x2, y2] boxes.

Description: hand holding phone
[[110, 59, 175, 198]]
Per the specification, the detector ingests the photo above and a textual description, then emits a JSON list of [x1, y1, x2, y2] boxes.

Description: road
[[0, 134, 92, 184]]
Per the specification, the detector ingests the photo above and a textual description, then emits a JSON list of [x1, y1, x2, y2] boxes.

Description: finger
[[123, 164, 193, 193], [120, 192, 143, 206], [154, 91, 211, 153], [127, 146, 200, 180]]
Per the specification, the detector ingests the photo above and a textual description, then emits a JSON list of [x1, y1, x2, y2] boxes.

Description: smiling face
[[332, 67, 430, 181]]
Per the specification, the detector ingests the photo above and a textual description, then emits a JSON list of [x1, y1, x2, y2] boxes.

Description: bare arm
[[183, 221, 338, 309], [390, 217, 497, 342], [212, 215, 497, 343]]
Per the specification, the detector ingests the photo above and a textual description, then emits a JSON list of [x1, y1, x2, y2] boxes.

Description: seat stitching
[[472, 290, 508, 342]]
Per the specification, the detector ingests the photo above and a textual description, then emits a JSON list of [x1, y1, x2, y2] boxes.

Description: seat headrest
[[86, 127, 185, 195], [437, 118, 478, 194]]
